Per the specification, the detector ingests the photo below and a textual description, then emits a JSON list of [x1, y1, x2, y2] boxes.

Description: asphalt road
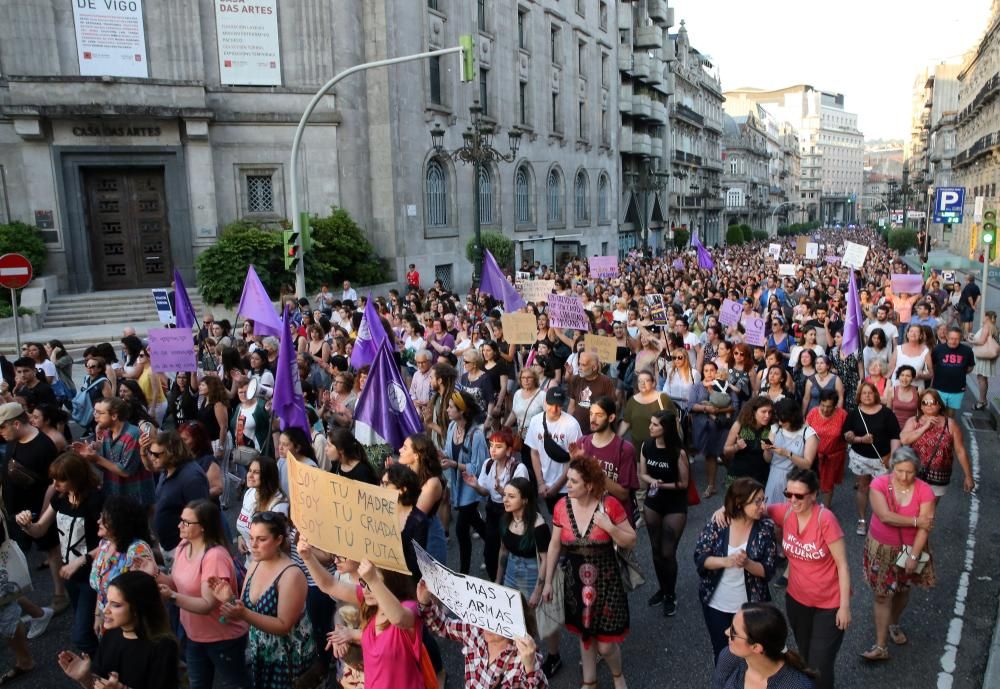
[[8, 395, 1000, 689]]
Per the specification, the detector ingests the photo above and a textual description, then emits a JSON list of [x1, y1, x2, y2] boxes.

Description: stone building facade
[[0, 0, 619, 295]]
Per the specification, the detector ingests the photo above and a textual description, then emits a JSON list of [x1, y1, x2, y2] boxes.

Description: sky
[[670, 0, 992, 140]]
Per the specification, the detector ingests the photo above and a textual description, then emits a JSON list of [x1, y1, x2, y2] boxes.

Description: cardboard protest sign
[[719, 299, 743, 327], [825, 255, 841, 264], [742, 314, 767, 347], [644, 294, 670, 326], [584, 334, 618, 364], [805, 243, 819, 260], [547, 294, 589, 330], [842, 242, 869, 270], [287, 453, 408, 573], [151, 289, 173, 324], [148, 328, 197, 373], [519, 279, 555, 304], [501, 312, 537, 345], [415, 542, 527, 639], [588, 255, 619, 279], [795, 237, 809, 256], [778, 263, 797, 276], [891, 274, 924, 294], [767, 244, 782, 259]]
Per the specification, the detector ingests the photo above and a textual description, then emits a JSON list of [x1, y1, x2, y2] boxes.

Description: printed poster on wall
[[215, 0, 282, 86], [73, 0, 149, 78]]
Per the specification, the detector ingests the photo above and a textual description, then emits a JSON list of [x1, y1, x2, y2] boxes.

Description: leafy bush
[[673, 228, 690, 249], [741, 225, 754, 243], [305, 207, 388, 291], [467, 230, 515, 271], [0, 222, 47, 276], [752, 230, 769, 242], [195, 222, 285, 306], [725, 224, 745, 246], [888, 228, 919, 254]]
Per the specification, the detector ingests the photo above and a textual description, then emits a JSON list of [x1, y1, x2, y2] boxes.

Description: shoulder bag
[[972, 328, 1000, 360], [598, 497, 645, 592], [535, 564, 565, 638], [542, 414, 571, 464], [0, 511, 31, 603], [887, 484, 931, 574]]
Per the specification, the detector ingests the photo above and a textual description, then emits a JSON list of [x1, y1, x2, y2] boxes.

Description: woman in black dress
[[723, 398, 774, 488]]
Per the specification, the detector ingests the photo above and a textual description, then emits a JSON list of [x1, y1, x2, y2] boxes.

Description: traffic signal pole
[[288, 43, 469, 297], [983, 209, 998, 325]]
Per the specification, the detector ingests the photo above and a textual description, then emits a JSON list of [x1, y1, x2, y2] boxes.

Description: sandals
[[0, 666, 32, 686], [889, 625, 908, 645], [702, 486, 717, 499], [861, 645, 889, 661], [975, 402, 988, 411]]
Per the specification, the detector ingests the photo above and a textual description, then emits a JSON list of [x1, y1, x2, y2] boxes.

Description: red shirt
[[553, 495, 628, 544], [406, 270, 420, 288], [767, 503, 845, 609]]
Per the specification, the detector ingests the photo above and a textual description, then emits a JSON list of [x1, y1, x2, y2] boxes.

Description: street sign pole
[[0, 253, 34, 352], [9, 288, 18, 353]]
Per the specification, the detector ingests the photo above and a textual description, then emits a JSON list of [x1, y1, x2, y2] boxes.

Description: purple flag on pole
[[354, 339, 424, 449], [173, 269, 196, 331], [479, 250, 526, 312], [237, 265, 282, 337], [692, 232, 715, 271], [350, 293, 389, 370], [272, 303, 310, 435], [842, 268, 862, 357]]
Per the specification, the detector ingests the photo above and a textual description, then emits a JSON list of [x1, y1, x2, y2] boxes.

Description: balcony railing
[[672, 103, 704, 127], [958, 71, 999, 124], [953, 129, 1000, 168]]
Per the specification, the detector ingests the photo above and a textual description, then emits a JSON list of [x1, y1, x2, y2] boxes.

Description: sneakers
[[50, 595, 70, 615], [663, 596, 678, 617], [540, 654, 563, 678], [26, 607, 53, 640], [855, 519, 867, 536], [647, 590, 665, 607]]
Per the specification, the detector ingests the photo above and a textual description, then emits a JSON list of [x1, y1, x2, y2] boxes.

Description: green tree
[[194, 222, 285, 306], [467, 230, 515, 271], [305, 207, 388, 291], [888, 228, 919, 254], [741, 224, 754, 243], [673, 228, 690, 249], [752, 230, 769, 242], [726, 224, 745, 246], [0, 222, 47, 276]]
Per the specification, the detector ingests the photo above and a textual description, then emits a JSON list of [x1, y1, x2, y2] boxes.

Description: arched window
[[574, 171, 589, 223], [598, 174, 610, 222], [547, 169, 563, 224], [515, 166, 532, 224], [479, 167, 494, 224], [425, 160, 448, 226]]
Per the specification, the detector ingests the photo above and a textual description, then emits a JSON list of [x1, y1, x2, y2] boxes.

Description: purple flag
[[692, 232, 715, 271], [237, 265, 282, 337], [272, 304, 310, 435], [479, 250, 526, 312], [350, 293, 389, 370], [671, 258, 685, 271], [842, 269, 862, 357], [354, 339, 424, 449], [173, 269, 196, 331]]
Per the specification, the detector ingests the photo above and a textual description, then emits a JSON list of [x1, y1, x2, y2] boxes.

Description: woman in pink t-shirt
[[859, 447, 935, 661], [765, 467, 850, 689]]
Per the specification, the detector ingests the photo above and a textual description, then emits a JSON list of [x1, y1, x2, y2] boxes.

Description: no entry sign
[[0, 254, 33, 290]]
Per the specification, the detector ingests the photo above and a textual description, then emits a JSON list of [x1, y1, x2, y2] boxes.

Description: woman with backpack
[[139, 499, 250, 689]]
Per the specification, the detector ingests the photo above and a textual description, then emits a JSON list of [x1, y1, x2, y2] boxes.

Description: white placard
[[414, 542, 526, 639], [73, 0, 148, 78], [767, 243, 781, 259], [842, 241, 870, 270], [805, 243, 819, 260], [214, 0, 281, 86], [778, 263, 797, 276]]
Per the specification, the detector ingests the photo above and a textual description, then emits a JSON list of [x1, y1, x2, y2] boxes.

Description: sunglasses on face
[[783, 491, 810, 501], [726, 626, 751, 643]]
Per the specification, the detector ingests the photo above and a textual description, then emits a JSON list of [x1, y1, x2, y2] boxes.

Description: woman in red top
[[542, 453, 636, 689], [765, 468, 851, 689], [804, 389, 848, 507]]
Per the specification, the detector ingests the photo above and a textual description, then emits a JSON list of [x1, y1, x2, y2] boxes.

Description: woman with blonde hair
[[968, 309, 999, 410]]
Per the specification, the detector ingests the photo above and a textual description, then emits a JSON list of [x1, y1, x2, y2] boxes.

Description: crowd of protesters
[[0, 225, 986, 689]]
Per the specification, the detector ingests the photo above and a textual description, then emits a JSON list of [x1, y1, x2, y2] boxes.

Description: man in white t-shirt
[[526, 387, 582, 514]]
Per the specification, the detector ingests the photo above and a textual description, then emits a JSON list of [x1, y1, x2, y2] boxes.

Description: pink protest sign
[[742, 315, 767, 347], [148, 328, 197, 373], [825, 256, 841, 264], [547, 294, 590, 330], [891, 273, 924, 294], [588, 255, 619, 279], [719, 299, 743, 327]]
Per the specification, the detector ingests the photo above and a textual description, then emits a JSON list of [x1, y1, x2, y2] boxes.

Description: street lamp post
[[625, 161, 669, 253], [431, 102, 521, 283], [769, 201, 797, 238]]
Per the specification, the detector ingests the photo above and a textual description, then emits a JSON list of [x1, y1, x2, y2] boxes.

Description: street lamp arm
[[769, 201, 797, 238], [289, 45, 465, 296]]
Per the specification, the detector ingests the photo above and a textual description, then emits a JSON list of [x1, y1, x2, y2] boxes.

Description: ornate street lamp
[[431, 101, 521, 281]]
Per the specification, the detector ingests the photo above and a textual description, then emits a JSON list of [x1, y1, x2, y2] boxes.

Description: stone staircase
[[42, 289, 206, 328]]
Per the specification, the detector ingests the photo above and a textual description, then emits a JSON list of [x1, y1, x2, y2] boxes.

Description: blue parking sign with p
[[934, 187, 965, 224]]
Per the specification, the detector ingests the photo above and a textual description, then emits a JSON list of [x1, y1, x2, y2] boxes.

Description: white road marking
[[938, 414, 982, 689]]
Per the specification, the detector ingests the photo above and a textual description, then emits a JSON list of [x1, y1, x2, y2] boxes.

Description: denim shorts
[[503, 554, 539, 600], [938, 390, 965, 411], [0, 599, 20, 640]]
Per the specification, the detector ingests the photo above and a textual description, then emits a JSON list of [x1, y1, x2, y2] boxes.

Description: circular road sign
[[0, 253, 33, 290]]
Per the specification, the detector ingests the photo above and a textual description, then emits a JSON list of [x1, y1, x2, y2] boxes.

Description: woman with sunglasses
[[695, 479, 777, 662], [859, 447, 936, 662], [766, 468, 850, 689], [662, 347, 699, 414], [209, 512, 314, 689], [899, 389, 974, 500], [712, 603, 817, 689]]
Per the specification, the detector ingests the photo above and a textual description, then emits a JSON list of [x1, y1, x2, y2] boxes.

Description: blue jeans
[[65, 577, 98, 656], [186, 635, 251, 689]]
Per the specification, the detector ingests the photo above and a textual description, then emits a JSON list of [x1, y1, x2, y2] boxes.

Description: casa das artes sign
[[215, 0, 282, 86], [71, 124, 162, 137]]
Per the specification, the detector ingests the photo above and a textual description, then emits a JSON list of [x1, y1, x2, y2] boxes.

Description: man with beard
[[576, 396, 638, 520]]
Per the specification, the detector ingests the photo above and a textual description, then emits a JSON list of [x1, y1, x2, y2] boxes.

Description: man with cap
[[566, 352, 616, 431], [0, 402, 65, 614], [525, 387, 582, 515]]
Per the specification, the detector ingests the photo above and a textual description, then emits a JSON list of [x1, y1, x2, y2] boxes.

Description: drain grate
[[964, 415, 996, 432]]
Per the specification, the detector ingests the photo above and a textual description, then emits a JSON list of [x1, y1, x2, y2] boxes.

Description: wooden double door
[[83, 168, 172, 290]]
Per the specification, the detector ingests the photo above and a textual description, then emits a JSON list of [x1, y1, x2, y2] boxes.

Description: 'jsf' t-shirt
[[767, 503, 844, 610]]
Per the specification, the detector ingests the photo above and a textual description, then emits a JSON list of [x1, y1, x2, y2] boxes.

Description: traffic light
[[299, 212, 313, 253], [459, 34, 476, 82], [984, 209, 997, 261], [283, 229, 300, 271]]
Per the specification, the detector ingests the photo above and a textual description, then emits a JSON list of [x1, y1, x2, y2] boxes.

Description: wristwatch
[[908, 553, 918, 561]]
